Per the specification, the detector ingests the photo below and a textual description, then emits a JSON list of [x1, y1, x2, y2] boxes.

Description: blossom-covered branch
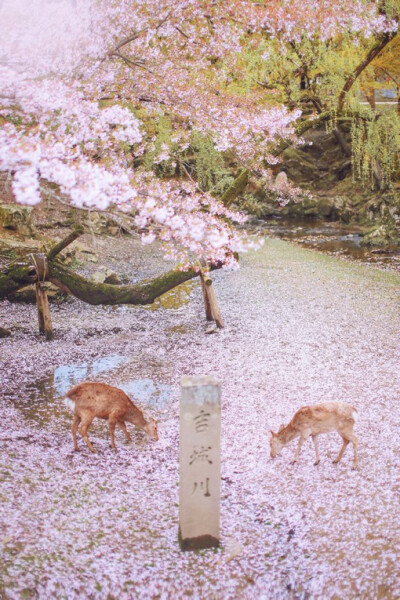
[[0, 0, 396, 265]]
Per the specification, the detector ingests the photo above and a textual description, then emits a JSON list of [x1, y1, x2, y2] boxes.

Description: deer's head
[[269, 426, 285, 458], [144, 417, 158, 441]]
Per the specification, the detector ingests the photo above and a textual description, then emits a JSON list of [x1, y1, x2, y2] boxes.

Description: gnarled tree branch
[[47, 261, 208, 306], [338, 32, 397, 114], [0, 229, 223, 306]]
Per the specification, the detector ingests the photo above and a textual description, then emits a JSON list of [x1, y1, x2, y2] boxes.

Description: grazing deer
[[64, 382, 158, 452], [270, 402, 358, 469]]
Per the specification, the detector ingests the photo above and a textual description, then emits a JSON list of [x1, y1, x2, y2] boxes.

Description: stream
[[257, 218, 400, 270]]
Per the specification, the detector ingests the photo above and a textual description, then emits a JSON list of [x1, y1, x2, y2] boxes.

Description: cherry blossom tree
[[0, 0, 397, 266]]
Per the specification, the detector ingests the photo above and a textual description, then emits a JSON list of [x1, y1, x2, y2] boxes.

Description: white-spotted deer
[[270, 402, 358, 469], [64, 382, 158, 452]]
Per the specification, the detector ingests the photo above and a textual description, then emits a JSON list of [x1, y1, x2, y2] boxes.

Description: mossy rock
[[0, 236, 42, 257], [360, 216, 400, 247], [9, 283, 68, 304], [241, 195, 280, 219], [281, 197, 318, 218], [281, 147, 320, 184], [0, 204, 33, 234]]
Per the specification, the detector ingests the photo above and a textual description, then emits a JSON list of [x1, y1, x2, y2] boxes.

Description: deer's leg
[[347, 433, 358, 469], [312, 435, 320, 465], [79, 413, 96, 453], [72, 414, 81, 451], [333, 437, 349, 464], [119, 421, 131, 442], [108, 417, 118, 449], [291, 435, 307, 464]]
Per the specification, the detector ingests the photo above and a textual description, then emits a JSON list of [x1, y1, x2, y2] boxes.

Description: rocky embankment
[[247, 127, 400, 248]]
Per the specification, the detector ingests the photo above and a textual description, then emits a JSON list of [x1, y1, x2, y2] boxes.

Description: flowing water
[[258, 218, 400, 270]]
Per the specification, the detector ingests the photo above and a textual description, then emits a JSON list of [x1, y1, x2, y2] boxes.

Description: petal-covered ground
[[1, 237, 399, 599]]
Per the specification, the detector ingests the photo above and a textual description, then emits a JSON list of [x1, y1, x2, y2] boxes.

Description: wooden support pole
[[35, 282, 54, 340], [179, 376, 221, 551], [35, 283, 45, 334], [199, 263, 224, 329], [40, 285, 54, 341], [199, 271, 213, 321], [31, 253, 54, 341], [207, 281, 224, 329]]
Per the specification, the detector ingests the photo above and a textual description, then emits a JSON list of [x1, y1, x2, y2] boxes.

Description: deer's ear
[[270, 430, 277, 437], [278, 424, 285, 432]]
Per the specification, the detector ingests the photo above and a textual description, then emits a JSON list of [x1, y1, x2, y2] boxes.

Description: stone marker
[[179, 376, 221, 551]]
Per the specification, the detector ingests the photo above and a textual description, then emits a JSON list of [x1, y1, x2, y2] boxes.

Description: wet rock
[[0, 326, 11, 338]]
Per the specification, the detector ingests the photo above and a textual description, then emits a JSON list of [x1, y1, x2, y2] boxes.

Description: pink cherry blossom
[[0, 0, 396, 265]]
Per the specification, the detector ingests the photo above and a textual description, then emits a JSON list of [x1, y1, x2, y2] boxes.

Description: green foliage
[[188, 131, 232, 193], [143, 114, 177, 177], [241, 193, 268, 218], [140, 115, 233, 194], [351, 108, 400, 186]]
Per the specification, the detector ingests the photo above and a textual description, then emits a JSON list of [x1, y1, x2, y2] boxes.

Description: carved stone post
[[179, 376, 221, 550]]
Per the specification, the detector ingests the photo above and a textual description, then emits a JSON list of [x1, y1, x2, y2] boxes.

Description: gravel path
[[1, 237, 399, 599]]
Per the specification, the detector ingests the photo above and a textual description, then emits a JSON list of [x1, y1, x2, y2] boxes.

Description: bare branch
[[110, 51, 154, 74], [47, 226, 85, 261]]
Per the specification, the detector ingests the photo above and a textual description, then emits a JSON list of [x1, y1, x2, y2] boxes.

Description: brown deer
[[270, 402, 358, 469], [64, 382, 158, 452]]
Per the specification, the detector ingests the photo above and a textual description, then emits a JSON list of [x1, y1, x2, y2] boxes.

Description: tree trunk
[[220, 169, 249, 207], [332, 128, 352, 157]]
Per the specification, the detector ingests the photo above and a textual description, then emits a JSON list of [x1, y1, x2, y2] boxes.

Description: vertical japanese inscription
[[179, 376, 221, 550]]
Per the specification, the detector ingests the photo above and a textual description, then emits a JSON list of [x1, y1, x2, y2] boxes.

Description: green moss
[[220, 169, 249, 207]]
